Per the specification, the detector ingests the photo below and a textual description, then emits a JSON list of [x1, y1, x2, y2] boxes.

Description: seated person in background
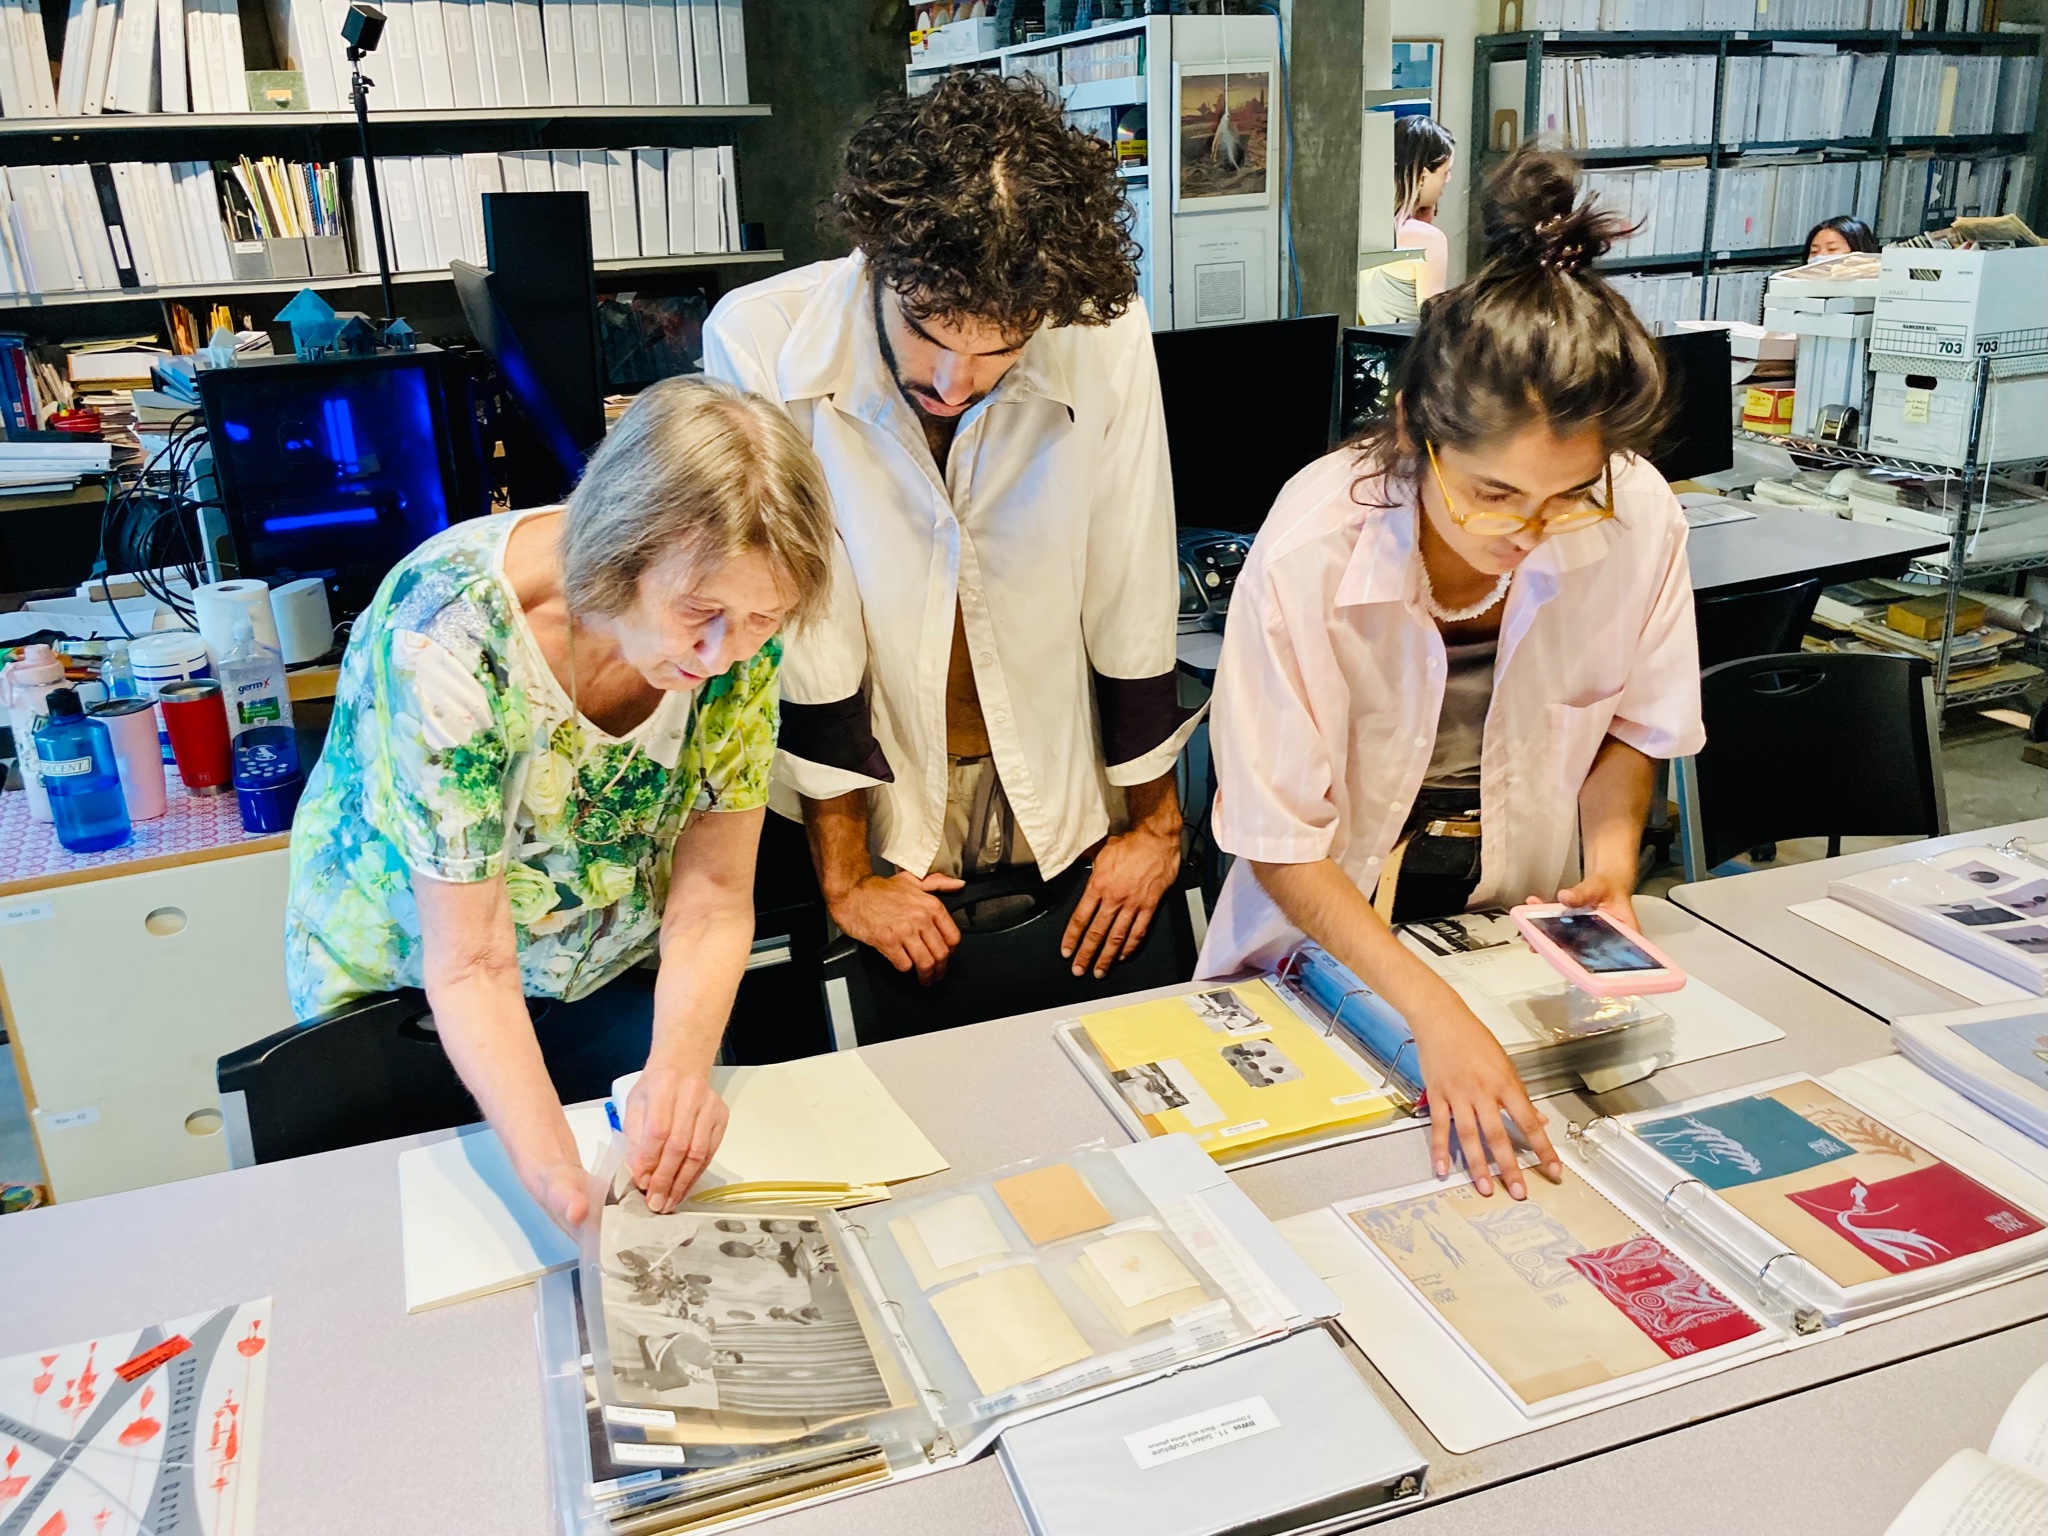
[[285, 378, 834, 1230], [1199, 147, 1704, 1203], [1806, 215, 1881, 260], [704, 72, 1197, 988], [1357, 116, 1457, 325]]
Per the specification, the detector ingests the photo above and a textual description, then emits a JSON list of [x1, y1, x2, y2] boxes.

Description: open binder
[[538, 1135, 1343, 1535], [1281, 1055, 2048, 1453], [1055, 911, 1733, 1171]]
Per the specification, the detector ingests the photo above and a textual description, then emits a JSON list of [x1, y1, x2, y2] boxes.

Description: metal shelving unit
[[1470, 27, 2043, 288], [1738, 360, 2048, 714]]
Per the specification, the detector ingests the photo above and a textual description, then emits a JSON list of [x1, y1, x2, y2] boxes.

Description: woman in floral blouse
[[285, 377, 833, 1231]]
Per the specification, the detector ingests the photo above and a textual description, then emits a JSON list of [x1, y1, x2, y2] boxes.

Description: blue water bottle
[[33, 688, 131, 853]]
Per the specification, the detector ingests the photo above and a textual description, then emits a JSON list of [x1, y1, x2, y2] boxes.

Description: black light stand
[[343, 4, 395, 322]]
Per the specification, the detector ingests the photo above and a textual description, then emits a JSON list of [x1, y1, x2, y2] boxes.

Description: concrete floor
[[0, 715, 2041, 1201]]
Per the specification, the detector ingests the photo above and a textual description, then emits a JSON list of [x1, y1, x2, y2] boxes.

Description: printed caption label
[[1125, 1395, 1280, 1470], [0, 901, 53, 927], [44, 1106, 100, 1131]]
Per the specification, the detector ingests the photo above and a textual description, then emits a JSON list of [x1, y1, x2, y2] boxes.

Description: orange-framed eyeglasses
[[1426, 440, 1615, 538]]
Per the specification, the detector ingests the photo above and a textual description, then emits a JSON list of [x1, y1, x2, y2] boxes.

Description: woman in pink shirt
[[1395, 116, 1456, 302], [1200, 147, 1704, 1202]]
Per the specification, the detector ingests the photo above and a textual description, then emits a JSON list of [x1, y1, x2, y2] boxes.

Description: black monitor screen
[[1152, 314, 1341, 534], [1651, 327, 1734, 483], [199, 354, 462, 609]]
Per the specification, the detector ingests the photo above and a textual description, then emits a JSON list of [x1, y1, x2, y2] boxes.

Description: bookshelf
[[1471, 25, 2043, 321], [0, 247, 783, 310], [907, 10, 1285, 331], [0, 0, 780, 316]]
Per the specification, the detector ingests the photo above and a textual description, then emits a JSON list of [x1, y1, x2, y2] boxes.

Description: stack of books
[[3, 0, 749, 120]]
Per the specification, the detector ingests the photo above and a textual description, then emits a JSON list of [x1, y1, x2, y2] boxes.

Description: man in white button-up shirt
[[704, 73, 1199, 986]]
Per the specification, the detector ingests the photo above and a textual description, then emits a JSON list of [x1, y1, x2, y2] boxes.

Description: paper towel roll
[[194, 579, 279, 662], [270, 577, 334, 665]]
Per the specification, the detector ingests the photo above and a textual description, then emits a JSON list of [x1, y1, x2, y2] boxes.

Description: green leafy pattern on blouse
[[284, 511, 780, 1020]]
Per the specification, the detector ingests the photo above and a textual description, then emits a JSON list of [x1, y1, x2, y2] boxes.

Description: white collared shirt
[[703, 255, 1199, 879], [1197, 447, 1705, 978]]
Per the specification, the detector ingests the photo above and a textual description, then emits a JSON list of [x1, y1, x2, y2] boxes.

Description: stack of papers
[[0, 434, 113, 498], [1893, 1001, 2048, 1145]]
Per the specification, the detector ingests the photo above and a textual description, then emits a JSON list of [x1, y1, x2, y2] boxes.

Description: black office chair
[[819, 861, 1205, 1047], [217, 991, 478, 1166], [1693, 577, 1824, 670], [1674, 652, 1948, 883]]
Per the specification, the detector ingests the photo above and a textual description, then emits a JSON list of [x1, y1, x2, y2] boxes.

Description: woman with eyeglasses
[[284, 377, 834, 1231], [1197, 147, 1703, 1202]]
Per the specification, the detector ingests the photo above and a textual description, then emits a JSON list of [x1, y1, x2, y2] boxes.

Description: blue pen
[[604, 1099, 621, 1132]]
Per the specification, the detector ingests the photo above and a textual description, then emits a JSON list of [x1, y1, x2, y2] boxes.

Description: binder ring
[[1755, 1249, 1804, 1286], [1660, 1177, 1707, 1213]]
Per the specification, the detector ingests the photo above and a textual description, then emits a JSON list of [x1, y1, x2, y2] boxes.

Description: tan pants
[[932, 756, 1037, 879]]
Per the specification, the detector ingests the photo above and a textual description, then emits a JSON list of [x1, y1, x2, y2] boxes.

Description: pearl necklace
[[1418, 557, 1512, 624]]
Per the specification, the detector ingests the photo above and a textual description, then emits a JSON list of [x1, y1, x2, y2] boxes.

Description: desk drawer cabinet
[[0, 850, 294, 1201]]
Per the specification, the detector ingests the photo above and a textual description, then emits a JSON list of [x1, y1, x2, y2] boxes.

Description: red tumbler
[[159, 679, 233, 795]]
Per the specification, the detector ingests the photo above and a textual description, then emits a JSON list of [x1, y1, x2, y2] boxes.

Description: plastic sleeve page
[[1883, 1451, 2048, 1536]]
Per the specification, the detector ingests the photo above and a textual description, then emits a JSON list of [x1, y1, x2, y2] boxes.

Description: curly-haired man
[[704, 72, 1197, 992]]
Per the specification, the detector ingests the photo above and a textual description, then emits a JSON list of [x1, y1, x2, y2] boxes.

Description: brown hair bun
[[1479, 146, 1628, 277]]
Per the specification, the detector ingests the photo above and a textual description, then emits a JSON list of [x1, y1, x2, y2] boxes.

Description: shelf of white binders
[[0, 103, 771, 143]]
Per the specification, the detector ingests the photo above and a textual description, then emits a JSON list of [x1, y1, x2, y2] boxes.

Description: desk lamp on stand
[[342, 3, 396, 322]]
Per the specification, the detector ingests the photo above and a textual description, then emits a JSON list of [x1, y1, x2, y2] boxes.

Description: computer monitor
[[1152, 314, 1341, 535], [1649, 326, 1734, 483], [454, 190, 605, 507], [197, 349, 476, 614]]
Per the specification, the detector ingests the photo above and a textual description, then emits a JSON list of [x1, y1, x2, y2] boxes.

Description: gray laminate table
[[3, 899, 2040, 1535], [1668, 819, 2048, 1020], [1684, 503, 1946, 597]]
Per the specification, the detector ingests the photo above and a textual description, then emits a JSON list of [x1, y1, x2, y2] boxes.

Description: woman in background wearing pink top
[[1199, 147, 1704, 1203], [1396, 116, 1456, 302]]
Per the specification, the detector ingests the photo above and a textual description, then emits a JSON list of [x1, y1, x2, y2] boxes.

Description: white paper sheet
[[614, 1051, 950, 1190], [398, 1101, 614, 1312], [1792, 897, 2033, 1006]]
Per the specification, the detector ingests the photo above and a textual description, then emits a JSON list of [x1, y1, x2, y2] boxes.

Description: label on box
[[0, 901, 53, 927], [1903, 388, 1932, 424], [43, 1106, 100, 1132], [1126, 1395, 1280, 1469]]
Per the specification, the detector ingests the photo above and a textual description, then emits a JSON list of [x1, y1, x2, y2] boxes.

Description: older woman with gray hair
[[285, 376, 834, 1231]]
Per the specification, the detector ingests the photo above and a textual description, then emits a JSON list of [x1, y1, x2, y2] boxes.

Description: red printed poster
[[1566, 1237, 1764, 1359], [1788, 1163, 2045, 1275]]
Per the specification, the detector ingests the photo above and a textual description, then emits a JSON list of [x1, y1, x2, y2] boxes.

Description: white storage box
[[1868, 369, 2048, 468], [927, 16, 1002, 56], [1873, 246, 2048, 367]]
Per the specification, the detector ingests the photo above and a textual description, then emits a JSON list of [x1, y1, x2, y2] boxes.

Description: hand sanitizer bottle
[[218, 615, 304, 834]]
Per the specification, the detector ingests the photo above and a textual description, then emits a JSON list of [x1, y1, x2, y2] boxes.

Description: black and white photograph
[[1186, 987, 1268, 1035], [1221, 1039, 1306, 1089], [1111, 1058, 1225, 1128], [1991, 925, 2048, 956], [598, 1192, 895, 1421], [1931, 900, 2027, 928], [1994, 882, 2048, 917], [1949, 861, 2017, 888], [1397, 910, 1522, 957]]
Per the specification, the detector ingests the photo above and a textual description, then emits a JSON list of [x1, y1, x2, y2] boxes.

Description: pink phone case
[[1507, 904, 1687, 995]]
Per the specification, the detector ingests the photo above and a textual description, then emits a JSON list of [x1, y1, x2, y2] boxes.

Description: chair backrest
[[217, 990, 478, 1166], [1675, 652, 1947, 881], [819, 863, 1205, 1049], [1692, 577, 1823, 671]]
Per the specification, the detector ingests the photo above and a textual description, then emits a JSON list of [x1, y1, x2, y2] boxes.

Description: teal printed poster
[[1634, 1096, 1857, 1190], [1955, 1014, 2048, 1091]]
